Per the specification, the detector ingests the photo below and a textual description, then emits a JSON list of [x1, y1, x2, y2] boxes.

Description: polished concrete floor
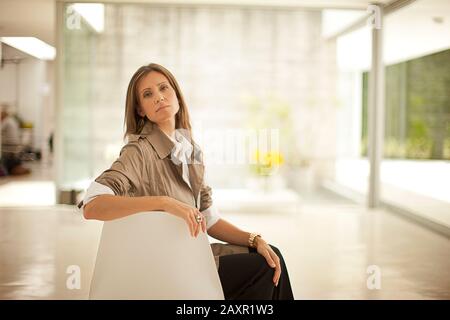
[[0, 162, 449, 299]]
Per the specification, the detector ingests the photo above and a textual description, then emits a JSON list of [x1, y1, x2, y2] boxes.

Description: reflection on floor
[[0, 160, 55, 207], [0, 189, 449, 299], [334, 158, 450, 228]]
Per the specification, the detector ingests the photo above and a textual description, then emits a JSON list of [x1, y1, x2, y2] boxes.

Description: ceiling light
[[0, 37, 56, 60]]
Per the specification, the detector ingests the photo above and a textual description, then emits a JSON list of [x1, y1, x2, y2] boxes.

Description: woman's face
[[136, 71, 180, 124]]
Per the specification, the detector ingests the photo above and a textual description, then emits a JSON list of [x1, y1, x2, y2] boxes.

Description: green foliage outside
[[362, 49, 450, 160]]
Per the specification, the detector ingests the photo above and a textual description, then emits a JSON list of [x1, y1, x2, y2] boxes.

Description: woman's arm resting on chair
[[207, 218, 282, 286], [83, 194, 168, 221], [84, 195, 205, 238]]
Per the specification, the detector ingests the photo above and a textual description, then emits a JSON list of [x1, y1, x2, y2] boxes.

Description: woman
[[79, 63, 294, 300]]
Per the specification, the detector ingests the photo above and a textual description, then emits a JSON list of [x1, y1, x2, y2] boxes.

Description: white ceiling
[[0, 0, 56, 46], [337, 0, 450, 70], [0, 0, 394, 47]]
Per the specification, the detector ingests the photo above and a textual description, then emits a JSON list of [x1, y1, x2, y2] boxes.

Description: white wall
[[0, 63, 18, 107], [58, 5, 338, 190], [0, 57, 54, 155]]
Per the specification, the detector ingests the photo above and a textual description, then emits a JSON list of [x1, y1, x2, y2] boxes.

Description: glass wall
[[334, 25, 371, 198], [58, 2, 338, 203], [333, 0, 450, 228], [380, 0, 450, 227]]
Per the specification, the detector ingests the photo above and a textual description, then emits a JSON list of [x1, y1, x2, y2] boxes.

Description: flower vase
[[262, 175, 271, 193]]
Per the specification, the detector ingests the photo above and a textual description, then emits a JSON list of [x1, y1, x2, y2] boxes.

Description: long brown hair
[[123, 63, 192, 140]]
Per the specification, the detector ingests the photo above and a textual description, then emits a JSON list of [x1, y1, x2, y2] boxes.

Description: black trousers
[[218, 245, 294, 300]]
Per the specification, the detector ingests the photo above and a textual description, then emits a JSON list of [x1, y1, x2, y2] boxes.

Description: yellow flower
[[251, 149, 284, 176], [265, 151, 284, 166]]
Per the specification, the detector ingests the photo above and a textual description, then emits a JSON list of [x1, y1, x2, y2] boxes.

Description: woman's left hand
[[255, 238, 281, 286]]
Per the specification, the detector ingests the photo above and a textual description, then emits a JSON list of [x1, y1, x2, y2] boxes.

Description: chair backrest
[[89, 211, 224, 299]]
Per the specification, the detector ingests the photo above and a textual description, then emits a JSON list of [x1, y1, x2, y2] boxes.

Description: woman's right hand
[[162, 196, 206, 237]]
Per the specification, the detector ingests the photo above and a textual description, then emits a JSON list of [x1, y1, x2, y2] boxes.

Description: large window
[[334, 0, 450, 228], [362, 49, 450, 160], [379, 0, 450, 228], [334, 25, 371, 197]]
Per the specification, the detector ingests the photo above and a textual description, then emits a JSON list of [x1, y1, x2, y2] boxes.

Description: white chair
[[89, 211, 224, 300]]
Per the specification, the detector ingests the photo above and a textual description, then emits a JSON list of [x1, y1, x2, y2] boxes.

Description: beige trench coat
[[82, 120, 249, 269]]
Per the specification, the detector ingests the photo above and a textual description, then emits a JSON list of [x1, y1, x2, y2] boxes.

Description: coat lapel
[[139, 121, 205, 206], [188, 161, 204, 206], [141, 121, 174, 160]]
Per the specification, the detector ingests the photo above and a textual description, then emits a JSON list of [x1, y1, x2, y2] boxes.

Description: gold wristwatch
[[248, 232, 261, 248]]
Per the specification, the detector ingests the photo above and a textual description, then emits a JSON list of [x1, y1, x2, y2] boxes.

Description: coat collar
[[139, 121, 174, 160], [138, 120, 200, 162], [133, 120, 205, 204]]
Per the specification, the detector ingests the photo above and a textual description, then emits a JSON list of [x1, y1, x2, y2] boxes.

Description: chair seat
[[89, 211, 224, 299]]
